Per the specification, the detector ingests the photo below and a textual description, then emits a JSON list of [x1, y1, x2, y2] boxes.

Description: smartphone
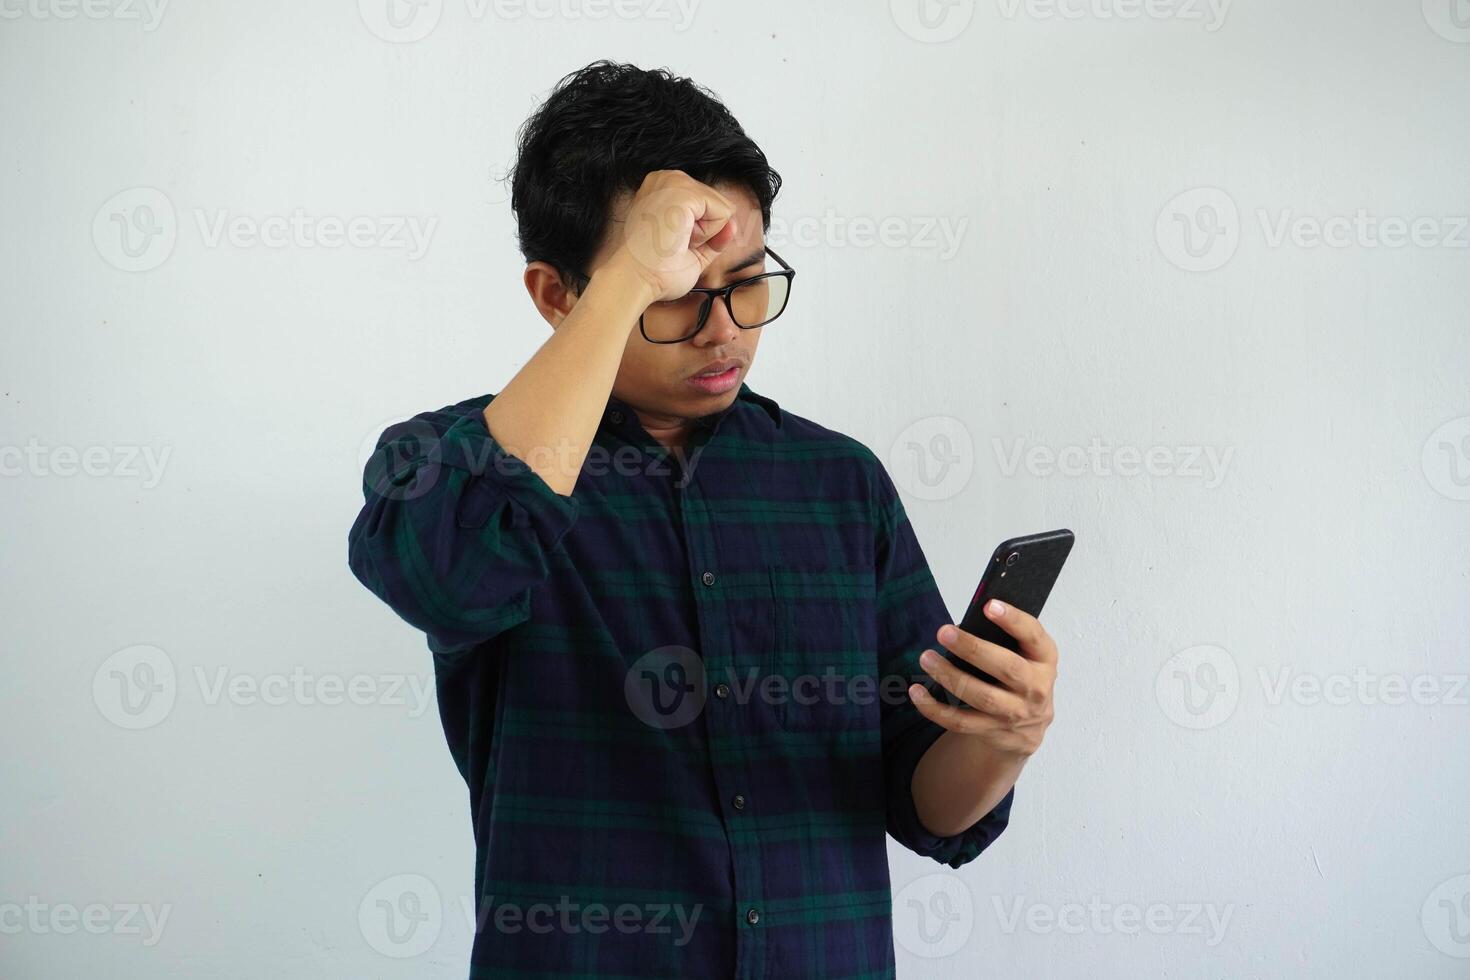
[[946, 528, 1075, 685]]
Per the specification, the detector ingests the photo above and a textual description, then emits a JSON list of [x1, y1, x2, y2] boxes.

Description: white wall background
[[2, 1, 1467, 977]]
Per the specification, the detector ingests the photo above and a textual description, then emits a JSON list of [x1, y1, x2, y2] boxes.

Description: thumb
[[693, 214, 737, 254]]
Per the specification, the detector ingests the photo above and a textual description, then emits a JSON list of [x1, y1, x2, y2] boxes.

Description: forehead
[[602, 180, 765, 256]]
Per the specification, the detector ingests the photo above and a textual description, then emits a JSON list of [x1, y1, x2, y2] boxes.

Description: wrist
[[597, 247, 663, 311]]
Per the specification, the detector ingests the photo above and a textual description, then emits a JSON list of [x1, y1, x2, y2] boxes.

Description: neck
[[638, 414, 692, 453]]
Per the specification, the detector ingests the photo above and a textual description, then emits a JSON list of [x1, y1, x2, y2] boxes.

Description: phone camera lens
[[1005, 551, 1020, 566]]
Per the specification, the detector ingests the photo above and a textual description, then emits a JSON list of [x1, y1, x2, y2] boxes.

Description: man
[[347, 60, 1059, 978]]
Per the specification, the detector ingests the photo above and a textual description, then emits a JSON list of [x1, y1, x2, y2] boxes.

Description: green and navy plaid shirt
[[347, 381, 1013, 978]]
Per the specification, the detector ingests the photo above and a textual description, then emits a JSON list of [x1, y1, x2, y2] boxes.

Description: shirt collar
[[601, 382, 782, 449]]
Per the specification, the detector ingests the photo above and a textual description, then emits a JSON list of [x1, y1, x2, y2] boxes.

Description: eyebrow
[[720, 247, 767, 278]]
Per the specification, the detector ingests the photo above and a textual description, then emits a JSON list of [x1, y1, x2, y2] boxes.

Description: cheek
[[615, 344, 681, 392], [613, 340, 652, 382]]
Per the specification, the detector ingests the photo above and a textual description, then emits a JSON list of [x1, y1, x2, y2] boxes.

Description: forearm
[[910, 730, 1029, 838], [483, 251, 655, 497]]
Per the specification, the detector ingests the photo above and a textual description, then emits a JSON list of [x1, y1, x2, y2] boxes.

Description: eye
[[654, 292, 704, 309]]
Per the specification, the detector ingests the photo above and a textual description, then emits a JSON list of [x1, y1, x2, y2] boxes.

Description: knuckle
[[1002, 661, 1028, 689], [948, 670, 973, 697]]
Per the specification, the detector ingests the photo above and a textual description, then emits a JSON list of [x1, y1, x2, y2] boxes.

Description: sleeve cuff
[[886, 718, 1015, 870], [437, 409, 580, 546]]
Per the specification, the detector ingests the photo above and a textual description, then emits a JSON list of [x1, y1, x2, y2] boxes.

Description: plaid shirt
[[347, 381, 1013, 978]]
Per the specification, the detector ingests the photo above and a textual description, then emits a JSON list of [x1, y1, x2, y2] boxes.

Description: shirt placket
[[679, 424, 769, 980], [603, 397, 768, 978]]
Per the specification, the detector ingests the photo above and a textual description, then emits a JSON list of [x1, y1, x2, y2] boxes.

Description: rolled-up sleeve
[[870, 457, 1014, 869], [347, 397, 579, 657]]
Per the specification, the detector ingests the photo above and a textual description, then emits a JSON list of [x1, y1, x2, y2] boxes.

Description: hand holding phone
[[948, 529, 1075, 684]]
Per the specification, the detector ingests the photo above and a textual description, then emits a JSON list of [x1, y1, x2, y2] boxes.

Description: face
[[534, 181, 771, 451]]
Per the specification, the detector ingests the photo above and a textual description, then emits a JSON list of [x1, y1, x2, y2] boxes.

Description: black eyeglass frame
[[573, 246, 796, 345]]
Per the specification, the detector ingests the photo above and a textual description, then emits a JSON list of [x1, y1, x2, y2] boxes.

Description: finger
[[983, 600, 1058, 665], [689, 181, 734, 225], [907, 683, 1002, 735], [918, 648, 1025, 720], [689, 207, 735, 252], [691, 178, 735, 217], [934, 623, 1031, 691], [699, 214, 737, 252]]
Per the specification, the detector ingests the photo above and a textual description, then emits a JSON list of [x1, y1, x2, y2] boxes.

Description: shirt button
[[609, 410, 624, 424], [701, 571, 715, 586], [732, 794, 746, 810], [714, 683, 730, 699], [746, 908, 760, 926]]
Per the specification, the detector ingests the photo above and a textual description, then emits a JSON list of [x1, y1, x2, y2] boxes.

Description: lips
[[691, 358, 740, 378]]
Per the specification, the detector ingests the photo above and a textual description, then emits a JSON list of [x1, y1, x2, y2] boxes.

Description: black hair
[[507, 60, 782, 293]]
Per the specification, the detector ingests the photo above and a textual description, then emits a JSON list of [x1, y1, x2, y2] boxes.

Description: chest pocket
[[765, 563, 870, 733]]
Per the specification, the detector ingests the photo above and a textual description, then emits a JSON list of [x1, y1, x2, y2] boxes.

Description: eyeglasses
[[574, 246, 795, 344]]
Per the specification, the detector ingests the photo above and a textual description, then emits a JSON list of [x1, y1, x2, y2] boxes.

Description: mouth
[[686, 359, 742, 394]]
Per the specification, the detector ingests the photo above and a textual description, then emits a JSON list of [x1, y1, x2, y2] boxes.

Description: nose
[[694, 297, 741, 345]]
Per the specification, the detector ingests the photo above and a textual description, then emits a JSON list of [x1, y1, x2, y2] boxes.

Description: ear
[[524, 261, 578, 329]]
